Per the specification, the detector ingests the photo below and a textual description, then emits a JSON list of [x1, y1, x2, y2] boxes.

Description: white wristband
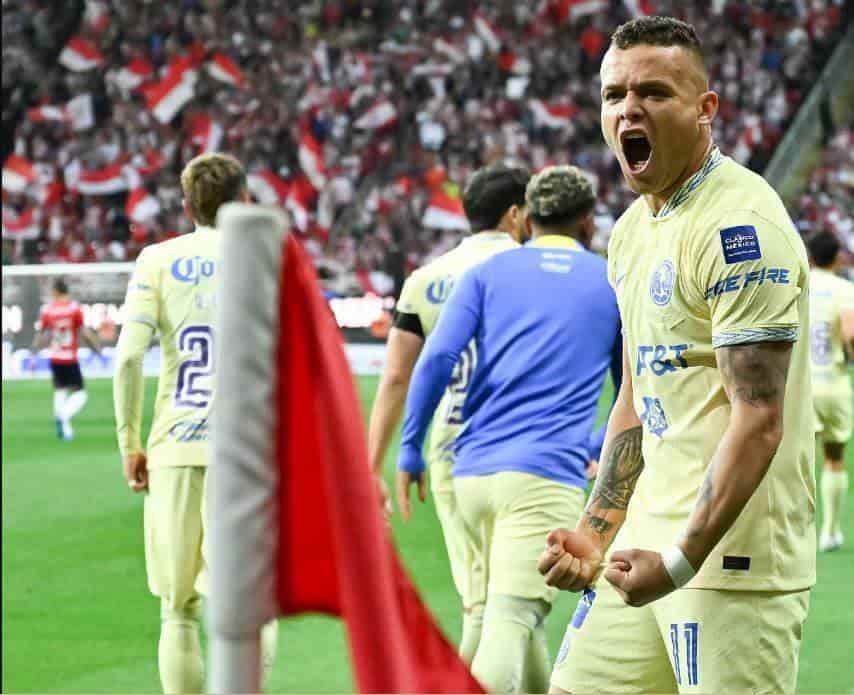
[[661, 545, 696, 589]]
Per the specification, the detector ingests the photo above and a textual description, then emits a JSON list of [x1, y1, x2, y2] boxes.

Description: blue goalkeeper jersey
[[399, 235, 620, 488]]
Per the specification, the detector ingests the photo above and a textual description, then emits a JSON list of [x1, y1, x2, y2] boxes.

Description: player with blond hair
[[113, 153, 277, 694], [539, 17, 814, 694]]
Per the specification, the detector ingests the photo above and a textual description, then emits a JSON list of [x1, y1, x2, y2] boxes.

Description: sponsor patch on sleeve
[[720, 225, 761, 264]]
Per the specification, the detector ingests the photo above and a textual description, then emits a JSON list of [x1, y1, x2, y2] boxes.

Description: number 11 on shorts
[[669, 621, 699, 686]]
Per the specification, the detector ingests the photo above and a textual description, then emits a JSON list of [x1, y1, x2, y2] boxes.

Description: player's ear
[[698, 90, 718, 127]]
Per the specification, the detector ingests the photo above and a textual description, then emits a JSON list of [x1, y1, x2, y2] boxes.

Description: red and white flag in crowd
[[76, 160, 133, 195], [114, 56, 154, 91], [434, 38, 466, 64], [248, 169, 290, 205], [37, 181, 64, 208], [353, 99, 398, 132], [59, 37, 104, 72], [473, 13, 501, 52], [206, 53, 244, 88], [529, 98, 579, 129], [208, 206, 484, 694], [27, 104, 67, 123], [125, 187, 161, 223], [298, 130, 327, 192], [2, 207, 39, 240], [27, 94, 94, 131], [733, 115, 763, 164], [2, 155, 37, 193], [285, 175, 317, 233], [85, 0, 110, 33], [141, 68, 196, 124], [623, 0, 656, 17], [65, 94, 95, 131], [188, 113, 224, 153], [549, 0, 608, 23], [423, 191, 469, 231]]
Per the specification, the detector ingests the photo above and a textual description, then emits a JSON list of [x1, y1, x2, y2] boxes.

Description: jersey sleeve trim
[[712, 325, 799, 348], [393, 311, 424, 338]]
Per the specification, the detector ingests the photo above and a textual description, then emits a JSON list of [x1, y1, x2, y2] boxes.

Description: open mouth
[[621, 132, 652, 173]]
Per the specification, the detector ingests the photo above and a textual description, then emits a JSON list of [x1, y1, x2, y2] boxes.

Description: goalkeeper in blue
[[398, 165, 621, 693]]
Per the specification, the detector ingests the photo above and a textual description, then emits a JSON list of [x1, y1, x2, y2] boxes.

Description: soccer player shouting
[[113, 154, 277, 694], [399, 166, 621, 693], [33, 278, 102, 440], [369, 164, 528, 664], [806, 231, 854, 552], [539, 17, 815, 694]]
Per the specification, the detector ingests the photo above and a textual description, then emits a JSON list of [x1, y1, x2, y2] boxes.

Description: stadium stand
[[1, 0, 849, 294]]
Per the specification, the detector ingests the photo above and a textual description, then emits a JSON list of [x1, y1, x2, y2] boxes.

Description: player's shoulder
[[689, 157, 803, 260]]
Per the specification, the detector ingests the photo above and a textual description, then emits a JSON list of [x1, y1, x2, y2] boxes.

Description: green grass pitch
[[3, 376, 853, 693]]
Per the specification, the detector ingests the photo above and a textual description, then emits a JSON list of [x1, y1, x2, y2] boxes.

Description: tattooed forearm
[[716, 342, 791, 407], [588, 426, 644, 511], [586, 514, 613, 536]]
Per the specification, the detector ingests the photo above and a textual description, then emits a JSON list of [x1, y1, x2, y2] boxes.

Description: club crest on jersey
[[640, 397, 669, 437], [649, 260, 676, 307], [171, 256, 216, 285], [426, 275, 454, 304]]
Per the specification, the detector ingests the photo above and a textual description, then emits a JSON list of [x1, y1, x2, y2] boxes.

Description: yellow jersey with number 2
[[608, 149, 815, 592], [121, 226, 220, 468]]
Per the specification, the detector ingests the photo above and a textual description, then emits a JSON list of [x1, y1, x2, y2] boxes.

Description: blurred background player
[[32, 277, 102, 441], [539, 17, 815, 694], [113, 153, 277, 694], [807, 230, 854, 552], [368, 163, 529, 664], [398, 165, 621, 693]]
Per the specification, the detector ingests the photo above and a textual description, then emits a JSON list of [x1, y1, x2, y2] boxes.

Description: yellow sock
[[522, 623, 551, 694], [261, 619, 279, 686], [822, 470, 848, 537], [471, 595, 549, 694], [159, 618, 204, 694], [459, 602, 485, 666]]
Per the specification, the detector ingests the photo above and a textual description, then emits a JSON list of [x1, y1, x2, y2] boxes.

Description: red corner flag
[[209, 205, 483, 694]]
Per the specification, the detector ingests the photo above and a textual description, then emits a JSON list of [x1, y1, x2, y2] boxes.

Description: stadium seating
[[1, 0, 849, 293]]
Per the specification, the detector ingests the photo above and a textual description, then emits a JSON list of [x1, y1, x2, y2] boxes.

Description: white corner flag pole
[[208, 204, 290, 694]]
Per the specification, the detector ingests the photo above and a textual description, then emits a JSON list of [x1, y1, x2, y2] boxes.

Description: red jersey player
[[32, 278, 102, 440]]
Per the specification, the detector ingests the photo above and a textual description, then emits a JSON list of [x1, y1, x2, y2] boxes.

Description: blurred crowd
[[1, 0, 849, 296], [791, 127, 854, 268]]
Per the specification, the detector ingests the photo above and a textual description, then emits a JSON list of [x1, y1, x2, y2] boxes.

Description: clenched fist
[[537, 528, 604, 592]]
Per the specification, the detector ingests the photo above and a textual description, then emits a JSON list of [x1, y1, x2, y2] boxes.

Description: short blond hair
[[180, 153, 247, 227]]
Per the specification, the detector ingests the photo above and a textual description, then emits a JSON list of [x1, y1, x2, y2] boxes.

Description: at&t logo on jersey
[[171, 256, 216, 285], [426, 275, 454, 304], [636, 344, 690, 376], [649, 260, 676, 307], [640, 397, 669, 437]]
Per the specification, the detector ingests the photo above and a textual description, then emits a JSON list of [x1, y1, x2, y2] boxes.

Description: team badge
[[640, 397, 669, 437], [426, 275, 454, 304], [649, 260, 676, 306]]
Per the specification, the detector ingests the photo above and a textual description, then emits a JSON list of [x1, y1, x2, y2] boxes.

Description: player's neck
[[644, 138, 714, 216]]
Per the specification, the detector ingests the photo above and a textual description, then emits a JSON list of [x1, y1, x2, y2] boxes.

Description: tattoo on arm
[[584, 426, 644, 538], [716, 342, 791, 407], [685, 462, 715, 541]]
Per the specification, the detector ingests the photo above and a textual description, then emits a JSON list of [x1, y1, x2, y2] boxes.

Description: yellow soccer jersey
[[608, 149, 815, 591], [121, 226, 220, 468], [396, 232, 518, 471], [809, 267, 854, 395]]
